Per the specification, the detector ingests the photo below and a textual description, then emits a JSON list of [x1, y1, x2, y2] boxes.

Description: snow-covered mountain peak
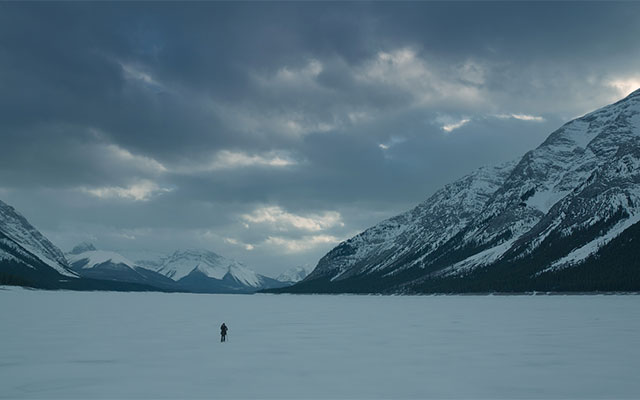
[[68, 250, 137, 270], [134, 248, 286, 291], [154, 249, 228, 280]]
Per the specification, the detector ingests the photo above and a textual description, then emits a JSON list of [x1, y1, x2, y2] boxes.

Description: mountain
[[0, 199, 261, 293], [279, 88, 640, 294], [276, 265, 311, 284], [67, 247, 177, 290], [0, 198, 77, 287], [140, 249, 288, 293], [0, 198, 178, 292]]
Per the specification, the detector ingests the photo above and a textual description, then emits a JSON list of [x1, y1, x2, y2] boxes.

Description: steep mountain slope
[[304, 161, 517, 282], [67, 247, 176, 289], [284, 88, 640, 294], [439, 88, 640, 275], [141, 249, 287, 293], [1, 199, 77, 287]]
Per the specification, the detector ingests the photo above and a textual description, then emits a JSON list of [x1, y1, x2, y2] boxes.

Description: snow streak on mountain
[[282, 88, 640, 294]]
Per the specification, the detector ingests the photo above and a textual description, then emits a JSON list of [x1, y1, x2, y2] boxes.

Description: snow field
[[1, 288, 639, 399]]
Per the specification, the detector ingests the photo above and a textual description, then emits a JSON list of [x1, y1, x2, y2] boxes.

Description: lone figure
[[220, 322, 228, 342]]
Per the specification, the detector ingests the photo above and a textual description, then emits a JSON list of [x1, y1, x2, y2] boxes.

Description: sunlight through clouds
[[357, 48, 485, 107], [608, 78, 640, 97], [105, 144, 168, 174], [209, 150, 295, 170], [224, 237, 255, 251], [493, 114, 545, 122], [239, 206, 344, 254], [442, 118, 471, 133], [80, 180, 172, 202], [3, 2, 640, 279], [242, 206, 343, 232], [173, 150, 297, 173], [265, 234, 340, 253]]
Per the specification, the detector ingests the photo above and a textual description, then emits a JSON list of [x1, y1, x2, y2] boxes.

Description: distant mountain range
[[0, 200, 160, 291], [0, 203, 291, 293], [274, 88, 640, 294], [134, 249, 287, 293], [66, 244, 177, 290], [276, 265, 312, 284]]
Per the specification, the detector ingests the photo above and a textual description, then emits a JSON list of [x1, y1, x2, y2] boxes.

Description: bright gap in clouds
[[442, 118, 470, 133], [494, 114, 545, 122], [510, 114, 545, 122], [224, 237, 254, 251], [265, 234, 340, 253], [105, 144, 168, 174], [608, 78, 640, 97], [174, 150, 297, 173], [80, 180, 172, 202], [237, 206, 345, 254], [241, 206, 343, 232], [211, 151, 295, 169]]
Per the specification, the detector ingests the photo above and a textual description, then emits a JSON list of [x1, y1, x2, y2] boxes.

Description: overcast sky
[[1, 2, 639, 277]]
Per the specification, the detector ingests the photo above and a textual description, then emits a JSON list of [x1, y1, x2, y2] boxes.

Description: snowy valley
[[2, 288, 639, 399]]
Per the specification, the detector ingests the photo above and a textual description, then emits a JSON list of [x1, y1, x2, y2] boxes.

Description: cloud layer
[[1, 3, 639, 276]]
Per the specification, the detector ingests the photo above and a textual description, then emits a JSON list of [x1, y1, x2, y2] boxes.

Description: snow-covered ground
[[1, 288, 639, 399]]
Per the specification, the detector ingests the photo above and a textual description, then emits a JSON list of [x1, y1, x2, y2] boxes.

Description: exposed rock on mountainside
[[282, 89, 640, 293]]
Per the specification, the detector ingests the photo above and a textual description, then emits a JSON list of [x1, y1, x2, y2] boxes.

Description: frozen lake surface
[[1, 288, 639, 399]]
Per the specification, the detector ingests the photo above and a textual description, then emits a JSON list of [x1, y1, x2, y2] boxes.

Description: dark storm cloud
[[1, 2, 639, 275]]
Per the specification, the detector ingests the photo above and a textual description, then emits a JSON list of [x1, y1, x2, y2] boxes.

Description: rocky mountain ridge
[[137, 249, 287, 293], [282, 88, 640, 293]]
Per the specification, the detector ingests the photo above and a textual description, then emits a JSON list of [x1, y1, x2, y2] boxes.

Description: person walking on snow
[[220, 323, 228, 342]]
